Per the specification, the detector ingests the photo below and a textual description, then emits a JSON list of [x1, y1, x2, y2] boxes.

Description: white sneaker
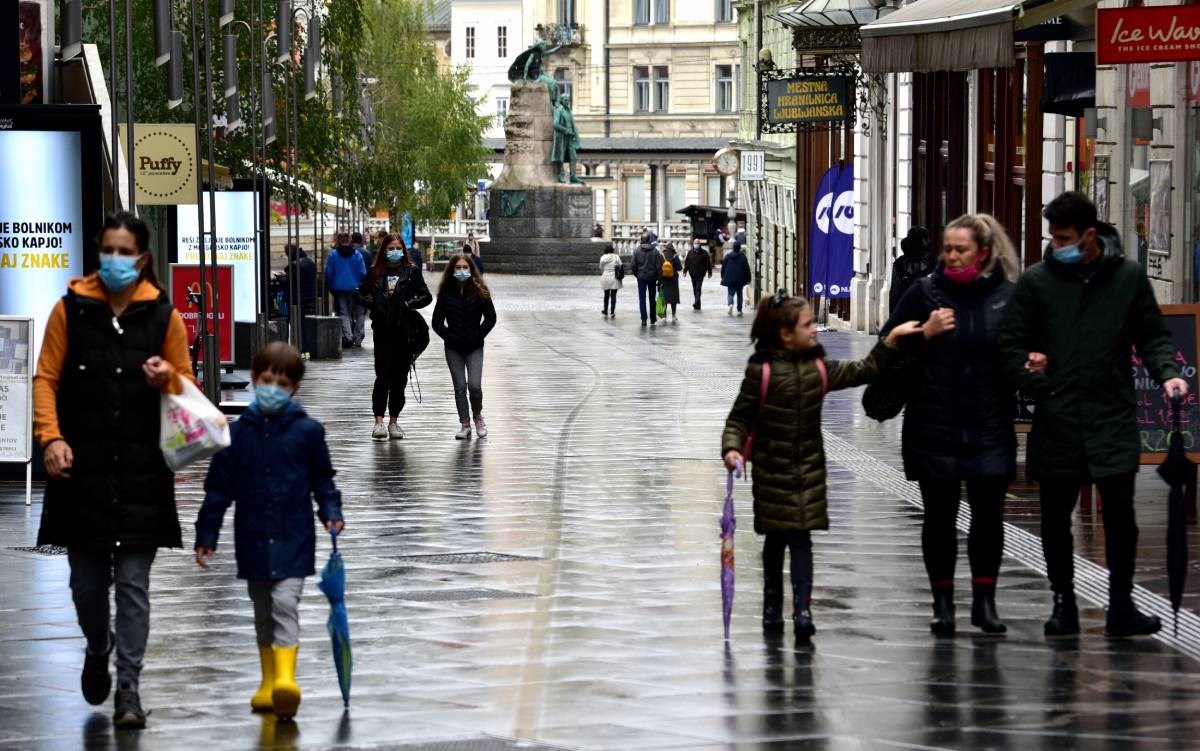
[[455, 423, 472, 440], [388, 422, 404, 440], [728, 305, 734, 315], [474, 416, 488, 438], [371, 424, 388, 441]]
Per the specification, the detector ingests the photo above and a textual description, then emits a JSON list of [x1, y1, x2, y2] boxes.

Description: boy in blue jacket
[[194, 342, 343, 720]]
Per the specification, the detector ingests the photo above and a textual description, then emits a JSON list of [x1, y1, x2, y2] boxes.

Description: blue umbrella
[[317, 529, 352, 707]]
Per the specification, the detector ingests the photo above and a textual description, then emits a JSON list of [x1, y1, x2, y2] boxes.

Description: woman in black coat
[[880, 213, 1018, 637], [357, 233, 432, 441], [432, 253, 497, 439]]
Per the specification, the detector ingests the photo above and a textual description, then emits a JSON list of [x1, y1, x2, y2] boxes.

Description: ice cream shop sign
[[1098, 6, 1200, 65]]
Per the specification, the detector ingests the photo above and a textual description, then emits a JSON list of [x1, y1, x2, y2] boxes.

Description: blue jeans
[[726, 286, 744, 311], [637, 279, 658, 322]]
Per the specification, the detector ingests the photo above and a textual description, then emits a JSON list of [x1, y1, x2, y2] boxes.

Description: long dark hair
[[438, 252, 492, 301], [97, 211, 161, 290], [365, 233, 412, 286]]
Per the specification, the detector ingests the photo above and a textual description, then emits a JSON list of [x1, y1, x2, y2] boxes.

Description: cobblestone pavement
[[3, 274, 1200, 750]]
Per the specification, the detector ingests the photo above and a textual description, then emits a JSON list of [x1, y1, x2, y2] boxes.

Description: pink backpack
[[742, 358, 828, 463]]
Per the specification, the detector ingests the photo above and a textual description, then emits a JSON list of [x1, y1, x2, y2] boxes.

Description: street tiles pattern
[[2, 274, 1200, 750]]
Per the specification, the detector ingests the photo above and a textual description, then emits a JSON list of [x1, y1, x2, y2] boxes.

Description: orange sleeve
[[32, 300, 68, 448], [161, 309, 196, 396]]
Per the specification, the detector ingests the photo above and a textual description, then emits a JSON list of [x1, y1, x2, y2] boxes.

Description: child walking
[[721, 292, 919, 640], [194, 342, 344, 719]]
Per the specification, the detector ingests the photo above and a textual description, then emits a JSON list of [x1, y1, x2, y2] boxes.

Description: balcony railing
[[535, 23, 585, 47]]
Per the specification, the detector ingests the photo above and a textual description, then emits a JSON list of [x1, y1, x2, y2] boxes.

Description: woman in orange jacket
[[33, 211, 194, 730]]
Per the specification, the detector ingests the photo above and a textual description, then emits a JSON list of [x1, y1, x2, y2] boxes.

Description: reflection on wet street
[[3, 274, 1200, 749]]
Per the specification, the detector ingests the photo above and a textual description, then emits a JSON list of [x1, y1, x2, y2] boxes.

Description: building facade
[[451, 0, 533, 141]]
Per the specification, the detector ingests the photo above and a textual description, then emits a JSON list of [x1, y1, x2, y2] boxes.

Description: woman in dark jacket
[[881, 213, 1019, 637], [432, 253, 497, 439], [32, 212, 195, 728], [659, 243, 683, 322], [721, 242, 752, 315], [357, 233, 432, 441]]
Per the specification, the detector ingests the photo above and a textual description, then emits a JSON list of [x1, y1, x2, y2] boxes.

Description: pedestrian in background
[[592, 223, 604, 238], [432, 253, 498, 439], [462, 240, 486, 275], [280, 244, 317, 357], [882, 213, 1019, 636], [722, 291, 920, 640], [352, 231, 374, 270], [721, 241, 752, 316], [684, 237, 712, 310], [34, 211, 195, 729], [195, 342, 344, 721], [630, 238, 663, 327], [1000, 191, 1188, 638], [326, 231, 368, 349], [358, 234, 433, 441], [409, 240, 425, 270], [599, 243, 623, 317], [889, 226, 933, 313], [660, 242, 683, 322]]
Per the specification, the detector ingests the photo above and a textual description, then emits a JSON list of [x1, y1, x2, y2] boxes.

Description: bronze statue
[[551, 94, 582, 184], [507, 38, 563, 104]]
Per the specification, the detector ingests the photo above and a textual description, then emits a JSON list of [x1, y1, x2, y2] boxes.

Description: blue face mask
[[454, 269, 472, 282], [254, 383, 292, 415], [98, 253, 141, 292], [1052, 243, 1084, 265], [387, 249, 405, 264]]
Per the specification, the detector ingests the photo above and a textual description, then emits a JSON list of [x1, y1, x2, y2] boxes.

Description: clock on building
[[712, 147, 740, 176]]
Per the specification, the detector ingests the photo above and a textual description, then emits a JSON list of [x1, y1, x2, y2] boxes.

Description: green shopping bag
[[655, 288, 666, 318]]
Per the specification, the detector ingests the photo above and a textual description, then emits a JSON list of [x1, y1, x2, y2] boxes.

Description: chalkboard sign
[[1014, 389, 1036, 424], [1136, 304, 1200, 462]]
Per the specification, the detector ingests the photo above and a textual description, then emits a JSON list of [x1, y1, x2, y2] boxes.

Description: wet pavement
[[3, 274, 1200, 750]]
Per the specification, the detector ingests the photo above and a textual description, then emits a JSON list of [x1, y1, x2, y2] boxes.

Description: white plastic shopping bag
[[159, 379, 231, 471]]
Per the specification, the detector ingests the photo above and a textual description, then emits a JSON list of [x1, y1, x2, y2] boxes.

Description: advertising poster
[[176, 191, 259, 323], [0, 128, 85, 335], [120, 124, 198, 205], [808, 165, 841, 297], [0, 317, 32, 462], [826, 164, 855, 299], [170, 264, 234, 364], [1149, 159, 1172, 254]]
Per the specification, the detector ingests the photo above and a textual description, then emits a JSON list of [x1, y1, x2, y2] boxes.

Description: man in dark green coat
[[999, 191, 1188, 638]]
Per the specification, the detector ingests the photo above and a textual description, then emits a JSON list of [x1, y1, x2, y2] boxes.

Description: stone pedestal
[[487, 81, 596, 275]]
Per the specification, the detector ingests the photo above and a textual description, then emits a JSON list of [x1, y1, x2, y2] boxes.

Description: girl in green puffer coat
[[722, 292, 920, 640]]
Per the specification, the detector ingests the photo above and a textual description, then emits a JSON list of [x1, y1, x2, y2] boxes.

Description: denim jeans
[[637, 279, 658, 322], [445, 347, 484, 422], [68, 546, 157, 689], [726, 286, 744, 311], [331, 291, 360, 343]]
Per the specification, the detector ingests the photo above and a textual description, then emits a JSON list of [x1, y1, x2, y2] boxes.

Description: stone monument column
[[486, 81, 597, 274]]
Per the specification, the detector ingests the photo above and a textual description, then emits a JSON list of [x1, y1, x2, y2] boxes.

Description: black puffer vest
[[38, 289, 183, 550]]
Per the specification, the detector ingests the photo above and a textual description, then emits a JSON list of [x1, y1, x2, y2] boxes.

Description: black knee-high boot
[[790, 532, 816, 640], [762, 535, 786, 632]]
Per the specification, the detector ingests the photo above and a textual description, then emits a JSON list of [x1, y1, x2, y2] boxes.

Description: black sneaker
[[793, 609, 817, 641], [1044, 592, 1080, 636], [81, 631, 114, 705], [1106, 606, 1162, 638], [113, 686, 146, 729]]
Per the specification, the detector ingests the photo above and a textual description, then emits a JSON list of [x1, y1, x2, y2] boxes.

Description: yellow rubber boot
[[250, 645, 274, 712], [271, 644, 301, 720]]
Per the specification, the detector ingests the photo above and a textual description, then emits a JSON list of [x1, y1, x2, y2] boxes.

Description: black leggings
[[603, 289, 617, 312], [917, 479, 1009, 588], [1039, 474, 1137, 604], [762, 531, 813, 610], [372, 333, 411, 418]]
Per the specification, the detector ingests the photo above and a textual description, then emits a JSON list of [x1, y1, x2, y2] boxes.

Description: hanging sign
[[0, 316, 32, 463], [740, 151, 765, 182], [119, 124, 197, 205], [1127, 64, 1151, 109], [170, 264, 234, 365], [1098, 7, 1200, 65], [826, 165, 855, 299], [766, 76, 851, 127], [808, 165, 841, 297]]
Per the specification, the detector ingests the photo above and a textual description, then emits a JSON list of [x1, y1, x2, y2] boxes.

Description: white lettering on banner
[[832, 191, 855, 236], [815, 192, 835, 234], [1110, 15, 1200, 46]]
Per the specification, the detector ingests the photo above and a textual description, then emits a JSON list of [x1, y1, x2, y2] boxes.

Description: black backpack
[[892, 254, 932, 304]]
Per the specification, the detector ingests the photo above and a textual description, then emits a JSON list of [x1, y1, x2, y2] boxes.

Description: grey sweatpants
[[445, 347, 484, 423], [67, 546, 157, 690], [247, 578, 305, 647]]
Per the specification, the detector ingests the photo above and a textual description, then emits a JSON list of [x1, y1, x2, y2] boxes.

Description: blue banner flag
[[808, 165, 842, 297], [826, 165, 855, 299]]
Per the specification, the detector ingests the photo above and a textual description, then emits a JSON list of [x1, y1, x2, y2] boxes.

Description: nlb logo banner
[[809, 165, 854, 299]]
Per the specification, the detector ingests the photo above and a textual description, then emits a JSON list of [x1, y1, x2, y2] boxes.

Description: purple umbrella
[[721, 461, 743, 640]]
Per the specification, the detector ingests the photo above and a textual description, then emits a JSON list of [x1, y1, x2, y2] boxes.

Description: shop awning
[[1016, 0, 1096, 31], [861, 0, 1018, 73]]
